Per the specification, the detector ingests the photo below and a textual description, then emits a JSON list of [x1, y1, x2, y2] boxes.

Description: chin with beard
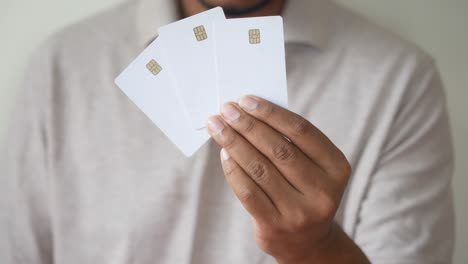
[[198, 0, 273, 16]]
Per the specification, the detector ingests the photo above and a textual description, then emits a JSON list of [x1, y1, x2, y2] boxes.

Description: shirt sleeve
[[0, 43, 55, 264], [354, 58, 455, 263]]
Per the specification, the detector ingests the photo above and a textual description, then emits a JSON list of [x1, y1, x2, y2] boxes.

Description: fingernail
[[207, 117, 224, 135], [222, 104, 240, 122], [239, 96, 258, 112], [220, 148, 230, 161]]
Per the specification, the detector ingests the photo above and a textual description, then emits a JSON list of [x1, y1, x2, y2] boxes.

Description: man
[[1, 0, 454, 263]]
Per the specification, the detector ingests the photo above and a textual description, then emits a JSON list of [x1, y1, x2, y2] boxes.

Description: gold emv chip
[[146, 59, 162, 76], [249, 29, 261, 44], [193, 25, 208, 41]]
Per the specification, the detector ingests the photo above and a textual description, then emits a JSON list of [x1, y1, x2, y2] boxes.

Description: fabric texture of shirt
[[1, 0, 454, 263]]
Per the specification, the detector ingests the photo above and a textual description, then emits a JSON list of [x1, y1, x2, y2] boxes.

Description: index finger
[[238, 95, 349, 176]]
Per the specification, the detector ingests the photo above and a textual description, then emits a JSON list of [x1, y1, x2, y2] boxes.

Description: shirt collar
[[135, 0, 333, 49]]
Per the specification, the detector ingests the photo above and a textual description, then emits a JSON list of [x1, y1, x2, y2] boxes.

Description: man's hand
[[207, 96, 369, 264]]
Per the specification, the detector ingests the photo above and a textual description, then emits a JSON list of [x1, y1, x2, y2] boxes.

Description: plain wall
[[1, 0, 467, 262]]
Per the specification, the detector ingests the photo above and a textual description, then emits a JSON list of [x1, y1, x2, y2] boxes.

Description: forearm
[[279, 223, 370, 264]]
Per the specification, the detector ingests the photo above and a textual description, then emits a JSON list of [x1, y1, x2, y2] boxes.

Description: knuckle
[[242, 117, 258, 134], [286, 210, 310, 232], [223, 161, 239, 178], [246, 159, 270, 184], [339, 160, 352, 180], [316, 195, 338, 223], [330, 154, 352, 181], [287, 115, 311, 137], [340, 157, 352, 176], [260, 102, 275, 119], [237, 188, 256, 204], [272, 140, 296, 162], [222, 132, 237, 151]]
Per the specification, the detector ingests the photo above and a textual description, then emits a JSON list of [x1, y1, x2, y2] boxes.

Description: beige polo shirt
[[1, 0, 454, 263]]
